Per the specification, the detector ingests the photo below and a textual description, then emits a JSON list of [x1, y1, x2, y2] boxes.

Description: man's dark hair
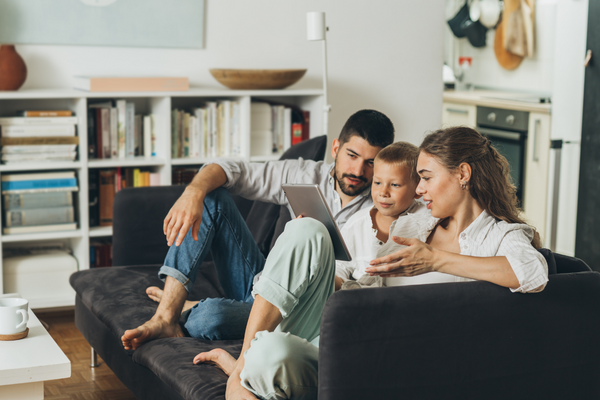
[[338, 109, 395, 149]]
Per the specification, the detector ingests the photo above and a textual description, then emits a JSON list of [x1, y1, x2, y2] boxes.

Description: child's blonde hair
[[374, 141, 420, 185]]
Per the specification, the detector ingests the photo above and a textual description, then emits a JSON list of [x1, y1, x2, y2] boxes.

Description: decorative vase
[[0, 45, 27, 91]]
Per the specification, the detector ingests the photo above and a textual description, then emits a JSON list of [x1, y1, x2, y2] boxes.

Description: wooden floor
[[36, 310, 137, 400]]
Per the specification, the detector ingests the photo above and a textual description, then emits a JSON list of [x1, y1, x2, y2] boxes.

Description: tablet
[[282, 184, 352, 261]]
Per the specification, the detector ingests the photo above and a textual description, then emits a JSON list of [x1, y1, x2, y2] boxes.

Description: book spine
[[5, 206, 75, 227], [0, 137, 79, 146], [1, 144, 77, 154], [135, 114, 142, 156], [4, 191, 73, 210], [133, 168, 140, 187], [88, 109, 97, 159], [0, 125, 76, 137], [283, 107, 292, 152], [189, 115, 196, 157], [292, 123, 303, 145], [1, 152, 77, 162], [126, 103, 135, 158], [102, 108, 111, 159], [0, 117, 78, 125], [116, 100, 127, 158], [1, 178, 78, 191], [151, 115, 157, 156], [143, 116, 152, 157], [178, 111, 184, 157], [99, 170, 116, 226], [110, 108, 118, 158], [21, 111, 73, 117], [88, 170, 99, 227], [302, 111, 310, 141], [95, 108, 103, 159], [183, 113, 190, 157]]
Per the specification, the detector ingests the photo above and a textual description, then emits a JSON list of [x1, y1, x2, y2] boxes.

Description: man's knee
[[184, 298, 251, 340]]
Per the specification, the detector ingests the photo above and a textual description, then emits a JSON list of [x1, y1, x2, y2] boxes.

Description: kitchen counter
[[443, 90, 552, 114]]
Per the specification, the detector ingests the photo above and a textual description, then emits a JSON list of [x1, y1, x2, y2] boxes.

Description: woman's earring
[[460, 182, 467, 190]]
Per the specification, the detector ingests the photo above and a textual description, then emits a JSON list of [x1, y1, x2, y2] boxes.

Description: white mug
[[0, 298, 29, 335]]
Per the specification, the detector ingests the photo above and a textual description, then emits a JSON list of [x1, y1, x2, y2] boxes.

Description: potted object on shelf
[[0, 45, 27, 91]]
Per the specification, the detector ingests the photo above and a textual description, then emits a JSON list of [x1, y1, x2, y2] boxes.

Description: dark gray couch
[[71, 136, 600, 400]]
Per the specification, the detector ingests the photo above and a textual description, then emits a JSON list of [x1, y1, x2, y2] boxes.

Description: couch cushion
[[70, 263, 225, 345], [132, 337, 242, 400]]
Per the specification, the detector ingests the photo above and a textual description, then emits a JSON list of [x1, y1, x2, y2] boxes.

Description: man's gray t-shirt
[[205, 158, 373, 229]]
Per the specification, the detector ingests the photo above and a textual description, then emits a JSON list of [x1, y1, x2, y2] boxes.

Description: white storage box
[[3, 251, 78, 306]]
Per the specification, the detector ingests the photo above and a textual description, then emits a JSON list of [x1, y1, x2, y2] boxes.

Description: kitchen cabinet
[[442, 102, 476, 128]]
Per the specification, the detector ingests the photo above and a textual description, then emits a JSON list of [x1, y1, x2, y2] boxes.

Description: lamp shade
[[307, 12, 326, 41]]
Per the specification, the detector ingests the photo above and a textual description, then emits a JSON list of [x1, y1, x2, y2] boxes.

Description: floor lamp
[[307, 12, 331, 137]]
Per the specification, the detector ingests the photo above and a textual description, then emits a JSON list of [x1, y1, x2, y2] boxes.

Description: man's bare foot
[[146, 286, 199, 312], [121, 318, 185, 350], [193, 348, 237, 376]]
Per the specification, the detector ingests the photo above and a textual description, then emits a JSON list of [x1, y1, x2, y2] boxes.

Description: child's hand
[[365, 237, 437, 277], [294, 214, 304, 220]]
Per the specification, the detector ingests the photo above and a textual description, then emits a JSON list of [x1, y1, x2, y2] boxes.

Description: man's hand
[[163, 186, 205, 246]]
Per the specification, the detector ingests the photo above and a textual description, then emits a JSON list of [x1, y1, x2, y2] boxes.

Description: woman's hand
[[365, 237, 438, 277]]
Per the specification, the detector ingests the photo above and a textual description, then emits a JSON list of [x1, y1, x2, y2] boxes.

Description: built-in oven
[[476, 106, 529, 205]]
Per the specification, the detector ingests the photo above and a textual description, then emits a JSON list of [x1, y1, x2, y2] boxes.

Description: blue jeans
[[158, 188, 265, 340]]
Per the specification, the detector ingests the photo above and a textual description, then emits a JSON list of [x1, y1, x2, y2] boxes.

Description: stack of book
[[88, 100, 156, 159], [89, 168, 161, 227], [1, 171, 78, 235], [90, 239, 112, 267], [172, 100, 242, 159], [172, 167, 198, 186], [0, 111, 78, 164], [250, 103, 310, 157]]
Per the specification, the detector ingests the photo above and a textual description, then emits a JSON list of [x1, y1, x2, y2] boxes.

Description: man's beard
[[333, 163, 369, 197]]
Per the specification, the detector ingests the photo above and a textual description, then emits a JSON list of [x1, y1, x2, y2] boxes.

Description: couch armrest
[[319, 272, 600, 400]]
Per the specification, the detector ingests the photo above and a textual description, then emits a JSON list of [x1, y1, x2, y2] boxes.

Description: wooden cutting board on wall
[[494, 0, 535, 70]]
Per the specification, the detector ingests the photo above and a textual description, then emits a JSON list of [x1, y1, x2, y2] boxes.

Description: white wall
[[15, 0, 445, 157], [445, 0, 557, 94]]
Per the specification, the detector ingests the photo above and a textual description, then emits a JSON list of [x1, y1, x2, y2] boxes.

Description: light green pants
[[240, 218, 336, 400]]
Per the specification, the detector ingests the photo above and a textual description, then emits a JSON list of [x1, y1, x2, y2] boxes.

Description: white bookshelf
[[0, 87, 324, 308]]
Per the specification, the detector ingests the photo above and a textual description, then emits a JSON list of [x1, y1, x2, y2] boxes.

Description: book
[[4, 191, 73, 210], [1, 145, 77, 154], [5, 206, 75, 227], [110, 108, 118, 158], [0, 125, 76, 137], [1, 152, 77, 163], [0, 137, 79, 146], [150, 115, 157, 156], [89, 170, 99, 227], [99, 170, 115, 226], [150, 172, 161, 186], [292, 123, 303, 145], [207, 102, 218, 157], [0, 117, 78, 125], [143, 116, 152, 157], [232, 101, 241, 156], [283, 107, 292, 152], [87, 109, 96, 159], [101, 108, 111, 159], [2, 172, 76, 181], [73, 76, 189, 92], [95, 108, 103, 159], [183, 113, 190, 157], [126, 103, 135, 158], [116, 100, 127, 158], [1, 177, 78, 192], [193, 108, 206, 158], [19, 110, 73, 117], [3, 223, 77, 235], [135, 114, 142, 156]]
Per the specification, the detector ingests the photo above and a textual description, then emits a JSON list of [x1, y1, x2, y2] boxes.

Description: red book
[[302, 111, 310, 141], [292, 123, 303, 145]]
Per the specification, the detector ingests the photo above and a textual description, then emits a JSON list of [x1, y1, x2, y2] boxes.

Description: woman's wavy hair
[[420, 126, 541, 248]]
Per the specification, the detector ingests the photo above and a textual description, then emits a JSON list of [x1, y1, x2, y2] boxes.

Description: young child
[[336, 141, 430, 289]]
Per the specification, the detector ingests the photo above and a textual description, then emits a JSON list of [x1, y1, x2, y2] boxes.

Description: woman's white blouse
[[378, 210, 549, 293]]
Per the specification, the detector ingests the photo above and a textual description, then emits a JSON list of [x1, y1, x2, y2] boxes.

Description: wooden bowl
[[209, 69, 307, 90]]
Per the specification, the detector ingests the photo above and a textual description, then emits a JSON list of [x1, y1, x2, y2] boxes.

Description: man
[[121, 109, 394, 350]]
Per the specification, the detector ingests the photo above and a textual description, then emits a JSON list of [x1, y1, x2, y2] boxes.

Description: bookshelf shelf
[[88, 157, 166, 168], [89, 226, 113, 237], [0, 87, 324, 309], [1, 229, 83, 243], [0, 161, 83, 172]]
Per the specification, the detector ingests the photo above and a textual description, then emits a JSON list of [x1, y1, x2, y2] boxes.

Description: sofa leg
[[90, 347, 100, 368]]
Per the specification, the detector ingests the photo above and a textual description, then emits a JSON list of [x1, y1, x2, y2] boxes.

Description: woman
[[366, 126, 548, 293]]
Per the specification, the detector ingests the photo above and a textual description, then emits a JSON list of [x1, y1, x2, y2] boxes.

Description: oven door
[[477, 126, 527, 204]]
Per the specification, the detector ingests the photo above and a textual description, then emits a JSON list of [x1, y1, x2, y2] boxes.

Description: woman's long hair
[[420, 126, 541, 248]]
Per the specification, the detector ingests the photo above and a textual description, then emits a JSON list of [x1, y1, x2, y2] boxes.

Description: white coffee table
[[0, 294, 71, 400]]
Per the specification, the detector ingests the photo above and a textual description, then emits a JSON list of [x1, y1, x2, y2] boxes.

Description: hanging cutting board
[[494, 0, 535, 70]]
